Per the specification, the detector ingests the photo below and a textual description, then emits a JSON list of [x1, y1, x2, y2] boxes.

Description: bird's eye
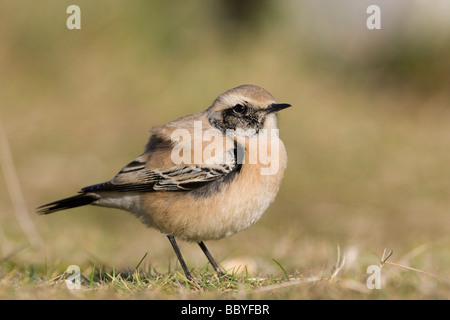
[[232, 104, 246, 115]]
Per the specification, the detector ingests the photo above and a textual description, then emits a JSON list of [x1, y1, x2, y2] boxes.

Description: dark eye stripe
[[232, 104, 246, 114]]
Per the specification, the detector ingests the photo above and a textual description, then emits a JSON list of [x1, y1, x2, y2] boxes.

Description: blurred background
[[1, 0, 450, 294]]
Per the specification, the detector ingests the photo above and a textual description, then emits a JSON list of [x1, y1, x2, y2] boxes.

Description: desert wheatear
[[37, 84, 291, 280]]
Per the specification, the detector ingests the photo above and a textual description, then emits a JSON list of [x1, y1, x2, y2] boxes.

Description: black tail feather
[[36, 194, 98, 215]]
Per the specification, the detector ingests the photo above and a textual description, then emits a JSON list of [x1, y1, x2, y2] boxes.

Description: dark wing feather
[[82, 150, 239, 194]]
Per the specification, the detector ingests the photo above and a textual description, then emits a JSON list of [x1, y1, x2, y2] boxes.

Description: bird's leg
[[198, 241, 225, 277], [167, 235, 193, 281]]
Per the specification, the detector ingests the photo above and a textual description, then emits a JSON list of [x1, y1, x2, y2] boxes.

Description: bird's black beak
[[266, 103, 292, 113]]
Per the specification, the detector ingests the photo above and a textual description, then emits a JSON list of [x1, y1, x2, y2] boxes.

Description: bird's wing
[[82, 154, 238, 193], [82, 132, 241, 193]]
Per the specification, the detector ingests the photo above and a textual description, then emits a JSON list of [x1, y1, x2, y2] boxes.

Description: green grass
[[1, 255, 299, 299], [2, 242, 450, 299]]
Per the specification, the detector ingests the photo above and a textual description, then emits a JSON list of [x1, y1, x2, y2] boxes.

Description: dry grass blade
[[0, 245, 28, 264], [380, 248, 448, 283], [0, 122, 43, 247], [330, 244, 346, 280], [252, 276, 323, 293]]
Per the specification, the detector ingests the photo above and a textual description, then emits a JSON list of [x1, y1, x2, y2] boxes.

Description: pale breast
[[141, 137, 287, 242]]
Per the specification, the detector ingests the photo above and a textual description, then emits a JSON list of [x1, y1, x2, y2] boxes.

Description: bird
[[37, 84, 291, 281]]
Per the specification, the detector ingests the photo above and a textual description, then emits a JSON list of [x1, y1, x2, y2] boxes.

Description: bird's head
[[207, 85, 291, 137]]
